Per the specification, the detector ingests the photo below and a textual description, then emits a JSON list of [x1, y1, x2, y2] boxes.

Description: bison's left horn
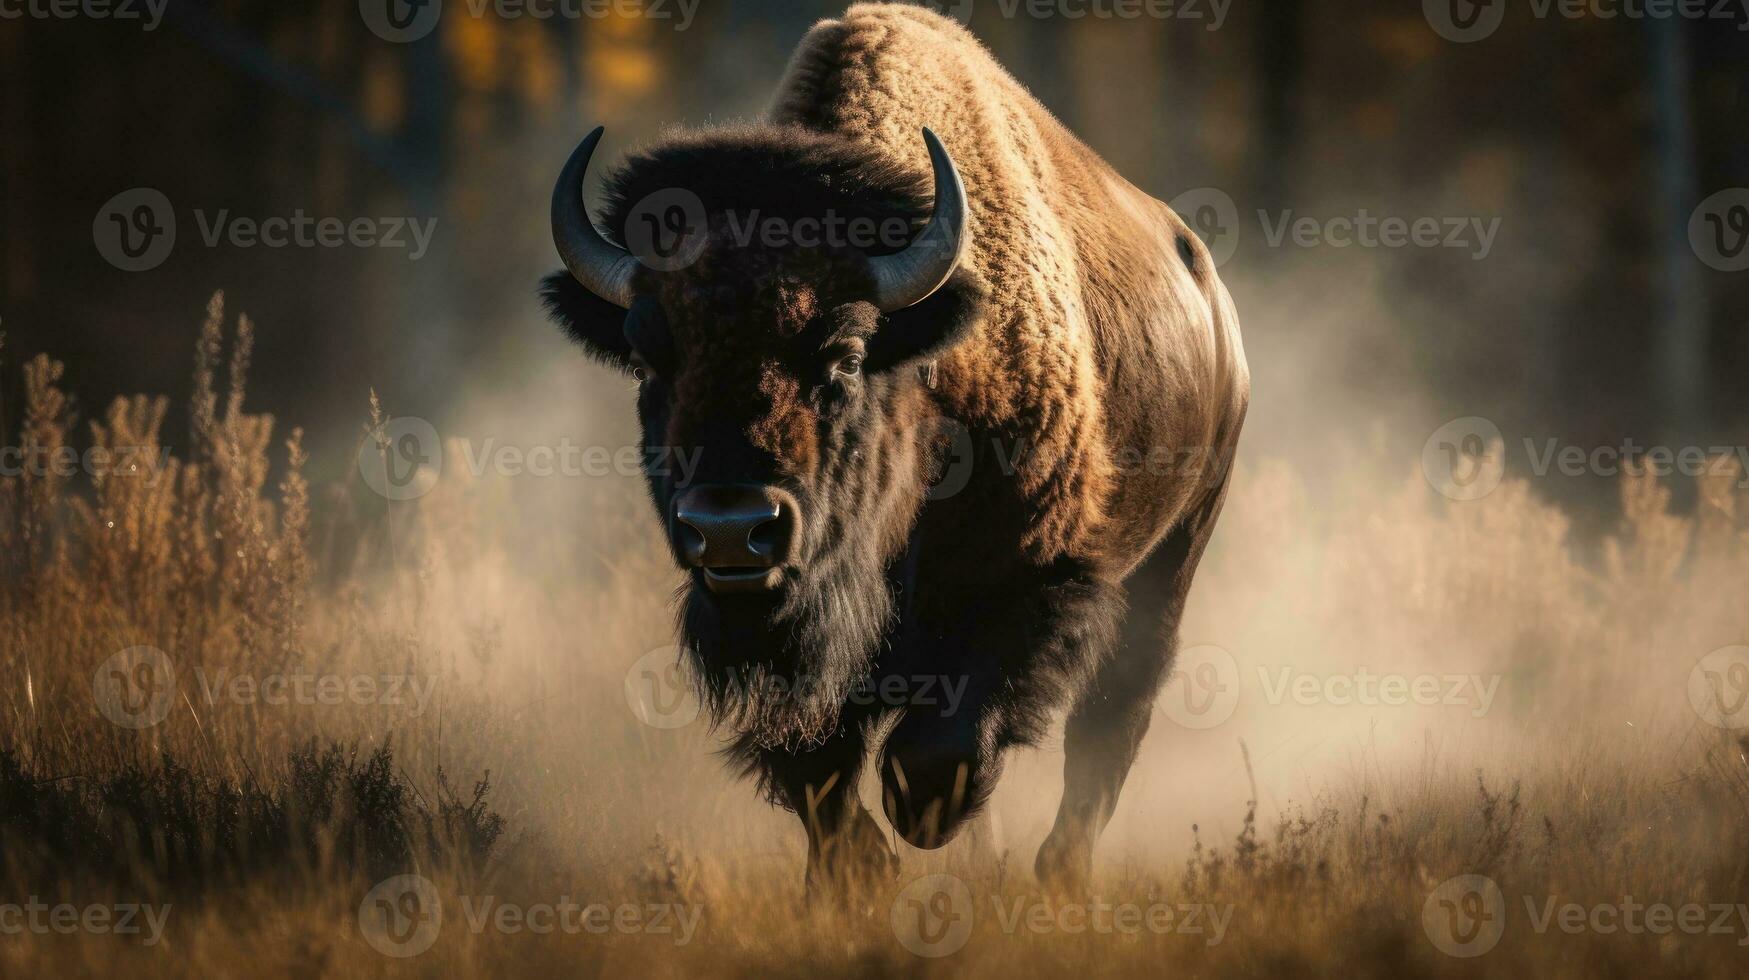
[[552, 126, 638, 309], [869, 128, 969, 312]]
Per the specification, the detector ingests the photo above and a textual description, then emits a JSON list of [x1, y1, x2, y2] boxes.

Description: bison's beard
[[679, 542, 895, 753]]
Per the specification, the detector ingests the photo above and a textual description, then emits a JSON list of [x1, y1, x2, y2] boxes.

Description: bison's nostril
[[673, 521, 707, 565], [671, 485, 799, 575], [747, 508, 787, 559]]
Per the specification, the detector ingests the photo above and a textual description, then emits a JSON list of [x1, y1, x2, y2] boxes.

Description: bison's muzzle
[[671, 484, 799, 594]]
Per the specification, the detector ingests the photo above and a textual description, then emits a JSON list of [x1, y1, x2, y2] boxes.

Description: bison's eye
[[832, 353, 864, 379], [629, 353, 655, 383]]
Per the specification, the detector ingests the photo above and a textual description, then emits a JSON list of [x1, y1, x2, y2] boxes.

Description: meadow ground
[[2, 295, 1746, 977]]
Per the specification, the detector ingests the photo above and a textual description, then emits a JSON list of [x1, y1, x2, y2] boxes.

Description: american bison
[[544, 3, 1248, 890]]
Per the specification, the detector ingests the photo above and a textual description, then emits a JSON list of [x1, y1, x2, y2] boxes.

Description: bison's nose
[[671, 484, 798, 594]]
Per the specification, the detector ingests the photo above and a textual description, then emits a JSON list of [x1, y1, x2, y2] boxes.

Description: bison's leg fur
[[1036, 475, 1234, 889], [751, 720, 898, 897]]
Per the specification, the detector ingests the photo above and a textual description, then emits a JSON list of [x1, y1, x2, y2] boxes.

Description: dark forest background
[[2, 0, 1746, 523]]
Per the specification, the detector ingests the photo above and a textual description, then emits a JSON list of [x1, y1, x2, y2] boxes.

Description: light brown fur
[[772, 4, 1249, 572]]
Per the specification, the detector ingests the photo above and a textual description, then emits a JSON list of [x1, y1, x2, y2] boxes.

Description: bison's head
[[543, 125, 985, 749]]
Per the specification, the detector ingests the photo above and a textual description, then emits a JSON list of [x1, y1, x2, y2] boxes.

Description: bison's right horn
[[868, 128, 970, 312], [552, 126, 638, 309]]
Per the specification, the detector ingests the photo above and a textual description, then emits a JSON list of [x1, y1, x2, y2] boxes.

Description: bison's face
[[551, 230, 983, 606], [621, 244, 980, 599]]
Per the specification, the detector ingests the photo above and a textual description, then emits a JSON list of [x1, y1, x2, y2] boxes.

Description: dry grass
[[2, 295, 1747, 978]]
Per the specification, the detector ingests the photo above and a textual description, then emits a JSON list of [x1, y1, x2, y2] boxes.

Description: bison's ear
[[866, 268, 988, 374], [541, 270, 634, 372]]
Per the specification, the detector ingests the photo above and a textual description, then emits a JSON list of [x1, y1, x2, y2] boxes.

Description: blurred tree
[[1252, 0, 1303, 214], [1647, 16, 1705, 439]]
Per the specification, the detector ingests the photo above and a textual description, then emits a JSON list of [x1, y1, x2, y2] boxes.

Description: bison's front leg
[[879, 565, 1125, 850], [747, 716, 897, 897], [878, 672, 1006, 850]]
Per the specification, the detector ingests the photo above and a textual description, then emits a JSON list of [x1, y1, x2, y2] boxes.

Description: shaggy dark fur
[[543, 3, 1249, 890]]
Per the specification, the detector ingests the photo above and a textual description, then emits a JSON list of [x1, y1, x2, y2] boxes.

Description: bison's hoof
[[1033, 832, 1093, 894], [880, 748, 989, 849]]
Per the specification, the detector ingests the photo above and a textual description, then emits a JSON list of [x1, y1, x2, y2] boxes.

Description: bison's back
[[772, 3, 1247, 573]]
